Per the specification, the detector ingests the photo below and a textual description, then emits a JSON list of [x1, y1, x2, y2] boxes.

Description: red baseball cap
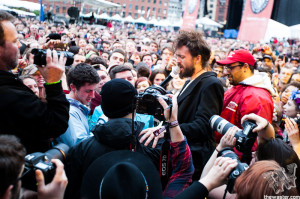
[[216, 49, 256, 66]]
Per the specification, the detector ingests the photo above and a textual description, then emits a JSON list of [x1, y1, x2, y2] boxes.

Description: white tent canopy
[[148, 17, 158, 25], [83, 0, 120, 9], [196, 17, 222, 28], [155, 19, 172, 27], [135, 16, 148, 24], [171, 18, 183, 27], [289, 24, 300, 38], [111, 14, 122, 21], [0, 0, 40, 11], [98, 13, 110, 20], [264, 19, 291, 41], [49, 0, 120, 9], [122, 15, 135, 22], [0, 4, 36, 16]]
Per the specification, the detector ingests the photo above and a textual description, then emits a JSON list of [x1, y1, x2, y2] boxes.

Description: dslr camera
[[217, 147, 249, 193], [31, 49, 74, 66], [21, 143, 69, 191], [136, 85, 172, 121], [210, 115, 257, 155]]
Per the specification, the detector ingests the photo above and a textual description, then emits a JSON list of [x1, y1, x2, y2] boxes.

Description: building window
[[63, 7, 66, 13], [56, 6, 60, 13], [123, 3, 126, 8], [135, 5, 138, 10], [158, 16, 161, 20], [129, 4, 132, 9], [163, 9, 166, 14], [154, 0, 156, 3], [158, 8, 161, 13], [148, 0, 151, 3], [153, 7, 155, 11], [164, 2, 167, 6], [210, 4, 213, 8], [141, 6, 144, 10], [134, 13, 138, 19]]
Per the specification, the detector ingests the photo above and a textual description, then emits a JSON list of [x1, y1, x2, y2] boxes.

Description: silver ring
[[164, 105, 171, 110]]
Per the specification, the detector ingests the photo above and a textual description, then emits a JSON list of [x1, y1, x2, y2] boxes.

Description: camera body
[[31, 49, 74, 66], [21, 143, 69, 191], [136, 85, 172, 121], [217, 147, 249, 193], [210, 115, 258, 154]]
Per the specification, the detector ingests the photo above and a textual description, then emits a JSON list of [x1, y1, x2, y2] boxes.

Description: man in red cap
[[216, 49, 274, 163]]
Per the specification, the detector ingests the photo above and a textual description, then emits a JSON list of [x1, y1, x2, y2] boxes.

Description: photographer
[[77, 82, 194, 199], [0, 135, 68, 199], [0, 11, 69, 153]]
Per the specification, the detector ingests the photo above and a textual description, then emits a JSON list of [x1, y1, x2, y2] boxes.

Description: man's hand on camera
[[200, 157, 237, 191], [241, 113, 268, 133], [35, 159, 68, 199], [218, 127, 238, 150], [158, 94, 177, 122], [139, 126, 165, 148], [38, 49, 66, 83]]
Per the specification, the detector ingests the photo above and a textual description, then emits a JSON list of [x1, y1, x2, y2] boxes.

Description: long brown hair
[[235, 160, 299, 198]]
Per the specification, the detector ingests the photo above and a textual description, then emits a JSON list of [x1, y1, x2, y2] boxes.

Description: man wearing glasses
[[216, 49, 274, 162]]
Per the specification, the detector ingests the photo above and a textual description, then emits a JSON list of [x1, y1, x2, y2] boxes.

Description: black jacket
[[0, 71, 69, 153], [64, 118, 160, 199], [177, 72, 224, 178]]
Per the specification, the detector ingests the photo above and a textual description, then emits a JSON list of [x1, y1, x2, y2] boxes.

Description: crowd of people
[[1, 10, 300, 199]]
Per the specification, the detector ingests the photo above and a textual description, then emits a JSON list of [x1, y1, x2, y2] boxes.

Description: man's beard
[[179, 64, 195, 79], [5, 55, 18, 70]]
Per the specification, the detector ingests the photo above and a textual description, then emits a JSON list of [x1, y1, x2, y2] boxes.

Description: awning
[[83, 0, 120, 9], [0, 0, 40, 11]]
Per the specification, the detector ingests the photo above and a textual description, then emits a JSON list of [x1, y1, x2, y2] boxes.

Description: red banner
[[181, 0, 200, 30], [237, 0, 274, 42]]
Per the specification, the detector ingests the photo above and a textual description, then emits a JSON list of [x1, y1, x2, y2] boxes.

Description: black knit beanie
[[100, 79, 137, 118]]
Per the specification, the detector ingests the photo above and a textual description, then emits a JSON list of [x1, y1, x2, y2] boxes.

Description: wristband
[[45, 80, 61, 85], [169, 120, 179, 128], [215, 148, 220, 153]]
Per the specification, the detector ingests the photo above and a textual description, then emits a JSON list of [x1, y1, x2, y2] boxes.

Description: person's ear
[[0, 185, 13, 199], [70, 83, 77, 92]]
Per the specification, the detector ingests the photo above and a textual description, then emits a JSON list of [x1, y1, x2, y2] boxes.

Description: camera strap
[[160, 131, 170, 190], [160, 106, 173, 189]]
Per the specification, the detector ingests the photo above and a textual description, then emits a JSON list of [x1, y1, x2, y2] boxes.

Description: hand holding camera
[[34, 49, 67, 84], [200, 157, 238, 192], [35, 159, 68, 199]]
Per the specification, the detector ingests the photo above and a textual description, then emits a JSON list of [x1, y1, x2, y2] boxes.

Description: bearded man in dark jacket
[[0, 11, 69, 153], [64, 79, 160, 199]]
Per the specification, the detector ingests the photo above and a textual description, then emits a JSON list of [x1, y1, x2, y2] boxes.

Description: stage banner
[[237, 0, 274, 42], [181, 0, 200, 30]]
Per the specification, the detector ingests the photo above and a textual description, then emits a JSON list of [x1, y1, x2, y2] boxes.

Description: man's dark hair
[[102, 40, 110, 46], [0, 11, 15, 46], [86, 56, 108, 68], [67, 63, 100, 90], [174, 30, 211, 68], [136, 62, 150, 78], [141, 53, 152, 61], [150, 41, 158, 48], [108, 49, 127, 62], [110, 65, 132, 79], [0, 135, 26, 198], [68, 46, 80, 55]]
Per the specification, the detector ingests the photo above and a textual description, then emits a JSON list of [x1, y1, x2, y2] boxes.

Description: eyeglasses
[[225, 64, 244, 71]]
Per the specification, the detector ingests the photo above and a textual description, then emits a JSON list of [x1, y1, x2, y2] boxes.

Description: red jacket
[[215, 84, 274, 156]]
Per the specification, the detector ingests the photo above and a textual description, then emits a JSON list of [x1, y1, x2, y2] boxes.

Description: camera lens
[[210, 115, 235, 135]]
